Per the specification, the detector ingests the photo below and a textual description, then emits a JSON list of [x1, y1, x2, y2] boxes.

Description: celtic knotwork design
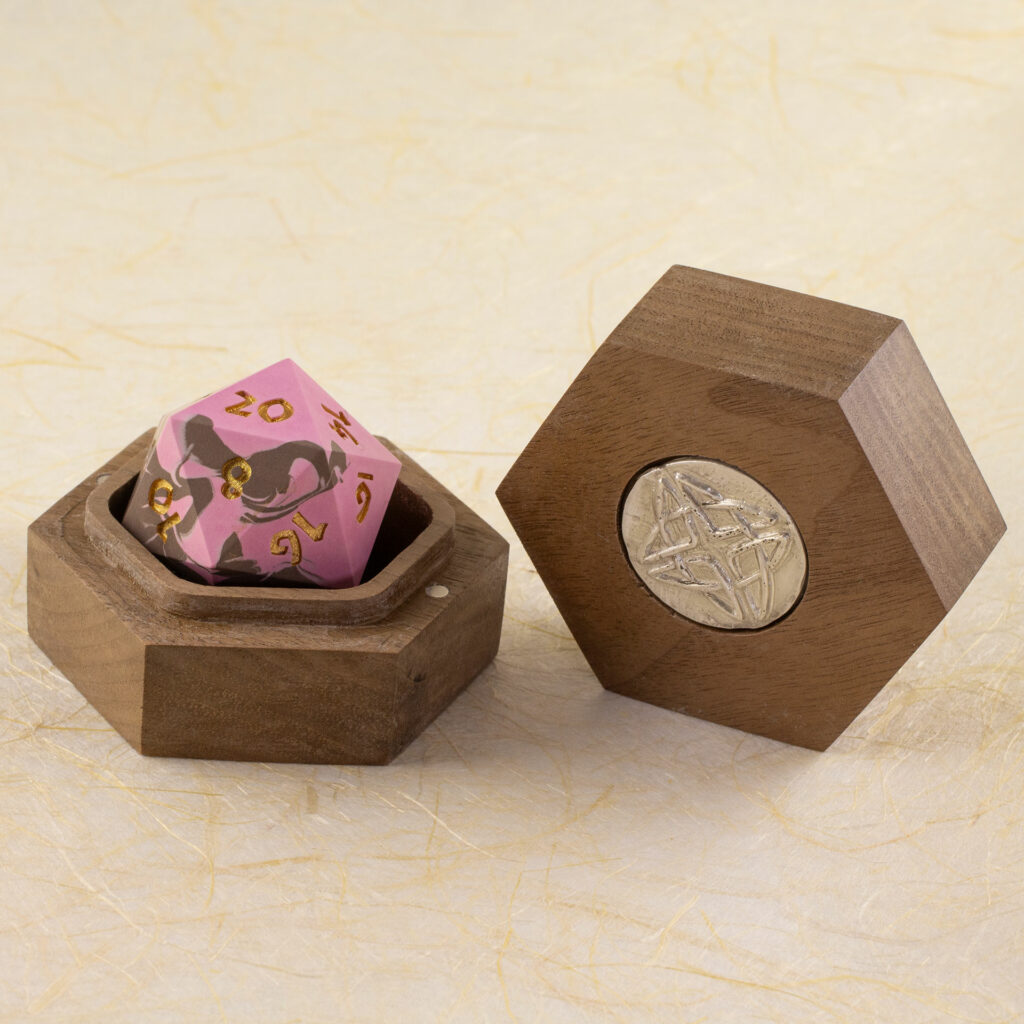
[[638, 470, 796, 627]]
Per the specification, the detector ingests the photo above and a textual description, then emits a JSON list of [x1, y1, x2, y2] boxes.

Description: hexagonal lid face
[[121, 359, 402, 588], [498, 266, 1005, 750]]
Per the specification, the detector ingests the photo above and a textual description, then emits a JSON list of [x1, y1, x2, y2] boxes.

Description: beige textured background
[[1, 2, 1022, 1021]]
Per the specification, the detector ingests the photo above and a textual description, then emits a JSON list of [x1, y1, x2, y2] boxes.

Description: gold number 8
[[221, 457, 252, 500]]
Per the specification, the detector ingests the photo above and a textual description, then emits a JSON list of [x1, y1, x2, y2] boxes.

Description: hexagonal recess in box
[[497, 265, 1005, 750], [28, 431, 508, 764]]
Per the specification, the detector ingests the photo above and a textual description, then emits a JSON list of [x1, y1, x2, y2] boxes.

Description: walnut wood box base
[[27, 432, 509, 764]]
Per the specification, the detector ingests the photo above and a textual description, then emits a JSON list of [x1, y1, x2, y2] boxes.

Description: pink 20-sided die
[[121, 359, 401, 588]]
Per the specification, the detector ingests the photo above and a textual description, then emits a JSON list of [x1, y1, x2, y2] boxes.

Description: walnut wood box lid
[[497, 265, 1006, 751]]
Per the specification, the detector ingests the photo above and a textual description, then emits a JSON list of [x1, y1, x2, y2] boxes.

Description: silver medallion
[[619, 458, 807, 630]]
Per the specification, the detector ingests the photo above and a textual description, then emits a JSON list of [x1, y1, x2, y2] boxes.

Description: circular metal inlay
[[619, 458, 807, 630]]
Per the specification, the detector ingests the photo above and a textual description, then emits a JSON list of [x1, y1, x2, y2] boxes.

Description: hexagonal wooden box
[[497, 266, 1005, 750], [28, 431, 508, 764]]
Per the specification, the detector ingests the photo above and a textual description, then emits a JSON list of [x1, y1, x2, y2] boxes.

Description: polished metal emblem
[[619, 458, 807, 629]]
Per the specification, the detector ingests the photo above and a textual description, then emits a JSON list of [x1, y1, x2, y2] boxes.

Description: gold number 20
[[225, 390, 294, 423]]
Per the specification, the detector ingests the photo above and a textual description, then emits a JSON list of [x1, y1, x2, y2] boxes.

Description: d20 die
[[122, 359, 400, 588], [497, 265, 1006, 750]]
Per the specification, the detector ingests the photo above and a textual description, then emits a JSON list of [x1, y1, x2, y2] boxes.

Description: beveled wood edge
[[83, 430, 457, 625], [838, 322, 1007, 611], [608, 265, 905, 400]]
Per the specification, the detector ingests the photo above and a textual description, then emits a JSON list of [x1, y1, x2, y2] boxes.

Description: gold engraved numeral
[[321, 403, 359, 445], [148, 478, 174, 515], [221, 456, 252, 500], [226, 391, 293, 423], [322, 403, 351, 426], [271, 509, 328, 567], [292, 510, 327, 542], [355, 471, 373, 524], [270, 529, 302, 566], [225, 390, 255, 417], [155, 513, 181, 543], [148, 477, 179, 543], [258, 398, 293, 423]]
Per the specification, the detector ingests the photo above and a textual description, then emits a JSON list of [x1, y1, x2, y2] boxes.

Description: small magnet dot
[[425, 584, 449, 599]]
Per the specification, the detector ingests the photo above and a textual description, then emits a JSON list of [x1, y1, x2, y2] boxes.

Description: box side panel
[[840, 323, 1006, 610], [393, 529, 509, 757], [142, 519, 509, 765], [141, 644, 404, 764], [27, 527, 145, 749]]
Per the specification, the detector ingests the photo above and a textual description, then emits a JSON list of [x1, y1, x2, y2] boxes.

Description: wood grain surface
[[29, 435, 509, 764], [498, 266, 1006, 750], [4, 5, 1022, 1020]]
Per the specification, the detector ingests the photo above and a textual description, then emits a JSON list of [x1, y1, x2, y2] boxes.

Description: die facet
[[121, 359, 401, 588]]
